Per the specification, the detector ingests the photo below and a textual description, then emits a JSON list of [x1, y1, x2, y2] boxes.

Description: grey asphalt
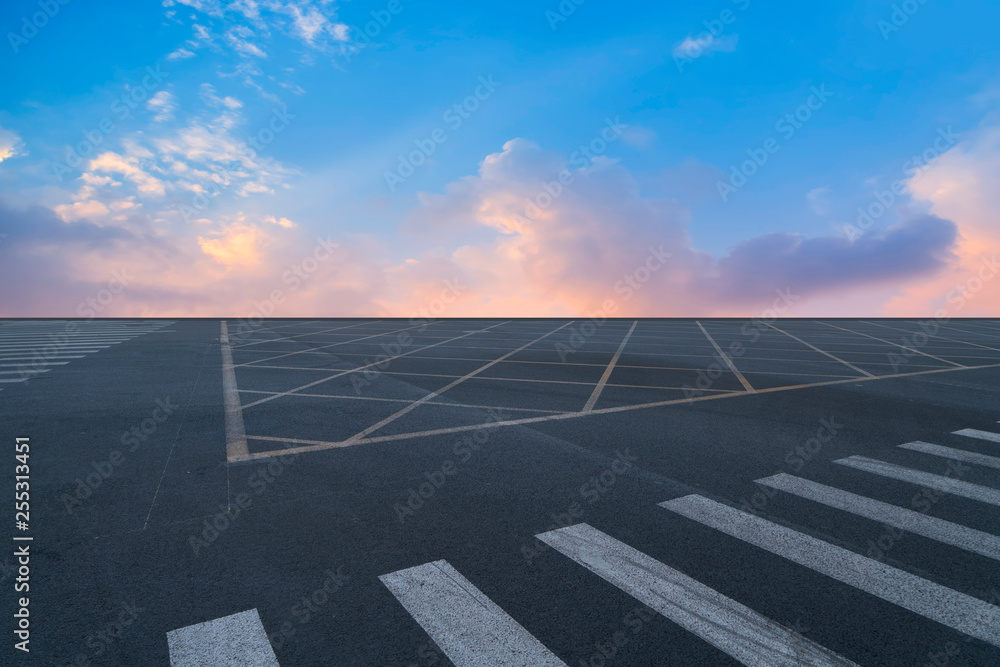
[[2, 318, 1000, 666]]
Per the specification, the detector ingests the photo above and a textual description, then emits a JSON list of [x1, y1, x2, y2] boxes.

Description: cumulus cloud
[[883, 119, 1000, 316]]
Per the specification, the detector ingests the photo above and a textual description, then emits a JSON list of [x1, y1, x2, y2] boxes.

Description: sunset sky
[[1, 0, 998, 317]]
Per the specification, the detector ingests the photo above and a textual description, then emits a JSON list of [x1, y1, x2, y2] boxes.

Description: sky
[[0, 0, 998, 318]]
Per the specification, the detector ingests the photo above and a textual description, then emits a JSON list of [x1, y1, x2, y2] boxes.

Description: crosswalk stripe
[[756, 473, 1000, 561], [166, 608, 279, 666], [659, 495, 1000, 648], [953, 428, 1000, 444], [900, 441, 1000, 470], [537, 523, 859, 666], [380, 560, 566, 667], [834, 456, 1000, 506]]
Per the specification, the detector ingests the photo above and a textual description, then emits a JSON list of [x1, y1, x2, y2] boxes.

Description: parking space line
[[166, 608, 279, 667], [696, 321, 754, 391], [237, 388, 564, 413], [764, 323, 874, 377], [583, 320, 636, 412], [380, 560, 566, 667], [660, 494, 1000, 648], [538, 523, 859, 667], [220, 321, 249, 461], [231, 320, 377, 348], [342, 322, 573, 441], [240, 362, 1000, 460], [863, 321, 1000, 353], [816, 321, 965, 367], [900, 441, 1000, 470], [953, 428, 1000, 444], [239, 322, 512, 409], [757, 473, 1000, 561], [834, 456, 1000, 506], [235, 322, 429, 367]]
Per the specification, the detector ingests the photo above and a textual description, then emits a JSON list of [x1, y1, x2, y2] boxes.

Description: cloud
[[883, 119, 1000, 316], [87, 152, 167, 197], [0, 126, 25, 163], [673, 33, 738, 59], [264, 215, 296, 228], [807, 186, 832, 215], [146, 91, 178, 122]]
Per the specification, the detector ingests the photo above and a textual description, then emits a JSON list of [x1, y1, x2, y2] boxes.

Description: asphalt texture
[[2, 317, 1000, 666]]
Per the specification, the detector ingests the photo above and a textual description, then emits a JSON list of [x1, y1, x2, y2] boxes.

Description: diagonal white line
[[582, 320, 637, 412], [816, 321, 964, 367], [239, 321, 512, 410], [696, 321, 754, 391], [763, 322, 874, 377], [230, 320, 377, 348], [863, 320, 1000, 353], [343, 322, 573, 442], [234, 322, 428, 367]]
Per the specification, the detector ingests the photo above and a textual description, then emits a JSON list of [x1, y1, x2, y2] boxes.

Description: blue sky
[[1, 0, 998, 316]]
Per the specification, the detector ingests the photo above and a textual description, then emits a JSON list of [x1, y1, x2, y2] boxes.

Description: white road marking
[[380, 560, 566, 667], [235, 322, 432, 368], [220, 321, 249, 462], [231, 320, 377, 348], [239, 322, 512, 410], [864, 321, 1000, 353], [757, 473, 1000, 561], [583, 320, 637, 412], [900, 441, 1000, 470], [815, 321, 965, 367], [166, 608, 279, 667], [537, 523, 858, 666], [240, 362, 1000, 461], [763, 323, 874, 376], [953, 428, 1000, 444], [660, 494, 1000, 648], [696, 321, 754, 391], [343, 322, 573, 442], [834, 456, 1000, 506]]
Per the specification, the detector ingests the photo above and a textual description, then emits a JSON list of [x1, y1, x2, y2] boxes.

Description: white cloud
[[807, 186, 833, 216], [673, 33, 738, 59], [0, 126, 25, 163], [147, 91, 178, 122]]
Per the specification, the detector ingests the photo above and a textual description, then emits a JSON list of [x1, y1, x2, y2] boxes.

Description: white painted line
[[0, 369, 49, 375], [864, 321, 1000, 354], [757, 473, 1000, 561], [231, 321, 376, 348], [953, 428, 1000, 444], [0, 378, 29, 384], [239, 362, 1000, 461], [763, 323, 874, 377], [696, 321, 754, 391], [236, 322, 433, 367], [344, 322, 573, 441], [583, 320, 637, 412], [816, 321, 965, 367], [220, 321, 249, 462], [834, 456, 1000, 507], [660, 494, 1000, 648], [537, 523, 858, 666], [240, 321, 512, 410], [0, 355, 86, 361], [0, 362, 68, 367], [380, 560, 566, 667], [900, 441, 1000, 470], [166, 608, 279, 667]]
